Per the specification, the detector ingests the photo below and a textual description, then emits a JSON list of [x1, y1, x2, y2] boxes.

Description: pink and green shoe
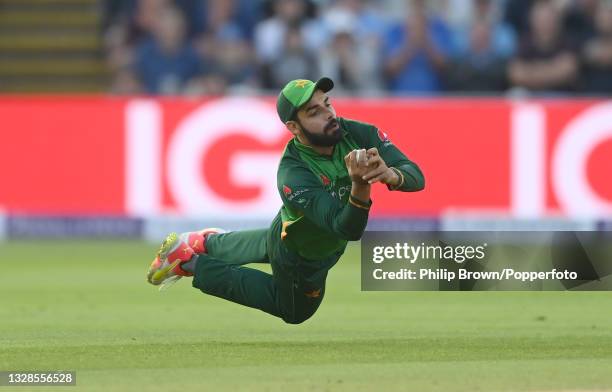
[[146, 228, 224, 289]]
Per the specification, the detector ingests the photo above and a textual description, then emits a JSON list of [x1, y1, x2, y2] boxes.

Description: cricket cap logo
[[283, 185, 292, 196]]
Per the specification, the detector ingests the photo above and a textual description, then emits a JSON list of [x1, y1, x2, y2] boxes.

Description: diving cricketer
[[147, 77, 425, 324]]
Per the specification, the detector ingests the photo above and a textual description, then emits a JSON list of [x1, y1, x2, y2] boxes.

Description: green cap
[[276, 77, 334, 123]]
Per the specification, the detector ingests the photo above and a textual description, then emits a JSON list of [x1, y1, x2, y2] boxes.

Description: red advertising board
[[0, 97, 610, 218]]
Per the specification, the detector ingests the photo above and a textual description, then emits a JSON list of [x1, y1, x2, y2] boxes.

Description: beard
[[298, 119, 342, 147]]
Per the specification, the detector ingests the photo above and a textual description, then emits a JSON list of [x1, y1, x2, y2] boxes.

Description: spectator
[[445, 19, 509, 92], [233, 0, 265, 40], [441, 0, 476, 29], [504, 0, 535, 37], [263, 25, 319, 89], [254, 0, 325, 65], [322, 0, 389, 45], [454, 0, 516, 58], [382, 0, 455, 94], [193, 0, 256, 90], [318, 22, 372, 94], [104, 0, 205, 41], [133, 6, 203, 94], [319, 0, 388, 93], [563, 0, 599, 46], [196, 0, 246, 45], [130, 0, 173, 44], [189, 0, 263, 40], [171, 0, 207, 39], [101, 0, 131, 32], [508, 0, 578, 93], [103, 0, 173, 72], [109, 67, 143, 94], [581, 0, 612, 93]]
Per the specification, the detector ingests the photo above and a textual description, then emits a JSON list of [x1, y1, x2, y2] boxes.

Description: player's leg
[[205, 229, 269, 265], [191, 254, 288, 320], [147, 228, 270, 288], [191, 252, 329, 324], [286, 278, 327, 324], [149, 215, 331, 323], [148, 222, 273, 287]]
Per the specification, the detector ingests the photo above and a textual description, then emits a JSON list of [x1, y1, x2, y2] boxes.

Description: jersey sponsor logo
[[331, 184, 351, 201], [320, 174, 331, 186], [283, 185, 292, 196], [338, 185, 351, 200], [287, 188, 308, 201]]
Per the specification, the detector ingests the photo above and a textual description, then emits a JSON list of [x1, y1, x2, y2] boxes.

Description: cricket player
[[147, 77, 424, 324]]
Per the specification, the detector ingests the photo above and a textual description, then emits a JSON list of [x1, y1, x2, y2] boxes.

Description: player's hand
[[344, 149, 370, 184], [362, 148, 400, 186]]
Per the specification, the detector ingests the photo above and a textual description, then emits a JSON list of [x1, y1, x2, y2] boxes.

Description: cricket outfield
[[1, 240, 611, 391]]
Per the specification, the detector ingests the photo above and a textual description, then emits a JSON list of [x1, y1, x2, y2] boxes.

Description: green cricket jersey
[[276, 117, 425, 260]]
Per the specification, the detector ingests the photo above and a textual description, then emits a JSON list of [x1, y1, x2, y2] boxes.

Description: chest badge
[[320, 174, 331, 186]]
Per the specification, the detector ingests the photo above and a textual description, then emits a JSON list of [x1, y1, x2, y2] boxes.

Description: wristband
[[349, 195, 371, 210], [388, 167, 405, 190]]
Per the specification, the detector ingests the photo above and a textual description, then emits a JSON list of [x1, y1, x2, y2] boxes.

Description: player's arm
[[278, 152, 371, 241], [363, 147, 424, 192], [342, 118, 425, 192], [366, 131, 424, 192]]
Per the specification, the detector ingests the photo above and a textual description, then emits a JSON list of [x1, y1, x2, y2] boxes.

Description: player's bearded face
[[298, 118, 341, 147], [295, 91, 342, 147]]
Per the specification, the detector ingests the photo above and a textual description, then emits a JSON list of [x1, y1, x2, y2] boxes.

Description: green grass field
[[1, 240, 611, 392]]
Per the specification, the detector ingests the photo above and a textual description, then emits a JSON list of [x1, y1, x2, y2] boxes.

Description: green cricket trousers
[[191, 213, 344, 324]]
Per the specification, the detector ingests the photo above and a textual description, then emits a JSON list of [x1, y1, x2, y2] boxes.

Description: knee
[[281, 301, 321, 325], [282, 312, 315, 325]]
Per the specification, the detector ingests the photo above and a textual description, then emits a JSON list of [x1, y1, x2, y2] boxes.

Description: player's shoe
[[183, 228, 224, 254], [146, 228, 225, 290]]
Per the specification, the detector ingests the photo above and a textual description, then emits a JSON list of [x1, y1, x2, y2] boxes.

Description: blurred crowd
[[102, 0, 612, 96]]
